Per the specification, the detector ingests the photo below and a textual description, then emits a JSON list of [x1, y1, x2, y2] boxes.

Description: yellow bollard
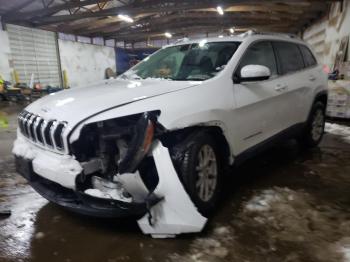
[[63, 70, 69, 89], [0, 112, 9, 129], [12, 70, 19, 84]]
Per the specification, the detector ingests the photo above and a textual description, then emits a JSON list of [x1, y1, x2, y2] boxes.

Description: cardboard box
[[327, 80, 350, 118], [327, 105, 347, 118], [328, 93, 348, 106]]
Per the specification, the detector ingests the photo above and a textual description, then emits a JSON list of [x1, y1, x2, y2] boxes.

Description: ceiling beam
[[1, 0, 36, 20], [104, 18, 298, 39], [108, 24, 300, 42], [90, 8, 326, 36], [3, 0, 115, 22], [24, 0, 332, 26]]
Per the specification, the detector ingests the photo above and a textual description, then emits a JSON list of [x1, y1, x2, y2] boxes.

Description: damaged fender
[[137, 140, 207, 238]]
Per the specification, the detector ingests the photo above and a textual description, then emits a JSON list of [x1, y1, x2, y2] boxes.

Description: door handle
[[309, 76, 316, 81], [275, 84, 288, 92]]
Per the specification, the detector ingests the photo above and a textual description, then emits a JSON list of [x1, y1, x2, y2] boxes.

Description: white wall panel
[[58, 39, 116, 88]]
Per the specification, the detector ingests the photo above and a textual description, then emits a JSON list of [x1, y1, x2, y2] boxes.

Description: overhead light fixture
[[229, 28, 235, 34], [118, 14, 134, 23], [217, 6, 224, 15], [218, 35, 224, 38], [164, 32, 172, 38]]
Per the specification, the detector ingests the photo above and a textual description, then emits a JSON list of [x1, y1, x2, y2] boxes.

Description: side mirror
[[235, 65, 271, 83]]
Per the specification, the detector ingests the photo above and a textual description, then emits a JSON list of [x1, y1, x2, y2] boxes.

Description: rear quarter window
[[299, 45, 317, 68], [273, 42, 305, 74]]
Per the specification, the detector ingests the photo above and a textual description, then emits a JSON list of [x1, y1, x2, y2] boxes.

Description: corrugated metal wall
[[7, 24, 61, 87]]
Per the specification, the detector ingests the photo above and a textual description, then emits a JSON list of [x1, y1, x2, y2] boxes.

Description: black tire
[[176, 131, 223, 217], [298, 101, 326, 148]]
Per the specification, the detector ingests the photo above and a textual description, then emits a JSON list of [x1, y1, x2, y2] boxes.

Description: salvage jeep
[[13, 32, 328, 238]]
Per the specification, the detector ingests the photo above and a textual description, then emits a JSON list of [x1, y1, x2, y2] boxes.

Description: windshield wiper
[[120, 74, 142, 80], [185, 77, 208, 81]]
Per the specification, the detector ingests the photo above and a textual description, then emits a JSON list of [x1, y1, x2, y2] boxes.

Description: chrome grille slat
[[44, 121, 54, 147], [28, 115, 37, 141], [33, 116, 42, 143], [18, 110, 67, 153], [41, 120, 49, 147], [18, 112, 26, 134], [25, 113, 33, 138], [36, 118, 44, 144], [49, 120, 58, 149]]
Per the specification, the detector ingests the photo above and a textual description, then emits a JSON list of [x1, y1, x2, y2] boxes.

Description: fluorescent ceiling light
[[229, 28, 235, 34], [217, 6, 224, 15], [164, 32, 172, 38], [218, 35, 224, 38], [118, 14, 134, 23]]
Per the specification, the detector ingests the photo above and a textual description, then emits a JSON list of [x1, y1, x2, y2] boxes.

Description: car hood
[[25, 78, 201, 126]]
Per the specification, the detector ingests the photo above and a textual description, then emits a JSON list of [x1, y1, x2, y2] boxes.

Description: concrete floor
[[1, 102, 350, 262]]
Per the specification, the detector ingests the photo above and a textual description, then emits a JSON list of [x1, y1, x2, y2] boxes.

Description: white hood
[[25, 78, 201, 126]]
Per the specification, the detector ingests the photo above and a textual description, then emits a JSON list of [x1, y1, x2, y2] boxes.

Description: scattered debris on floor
[[0, 210, 11, 218], [34, 232, 45, 240]]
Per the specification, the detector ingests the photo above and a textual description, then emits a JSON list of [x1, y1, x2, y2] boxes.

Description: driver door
[[231, 41, 287, 154]]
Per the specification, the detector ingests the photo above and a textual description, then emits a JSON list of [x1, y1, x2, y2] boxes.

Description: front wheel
[[176, 131, 223, 216], [298, 101, 326, 148]]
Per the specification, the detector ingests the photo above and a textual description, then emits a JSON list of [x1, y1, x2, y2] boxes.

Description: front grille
[[18, 111, 67, 152]]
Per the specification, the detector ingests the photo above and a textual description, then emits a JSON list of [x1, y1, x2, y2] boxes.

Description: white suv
[[13, 32, 327, 237]]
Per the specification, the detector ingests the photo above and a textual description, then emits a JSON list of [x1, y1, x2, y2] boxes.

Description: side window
[[238, 41, 277, 76], [299, 45, 317, 68], [273, 42, 304, 74]]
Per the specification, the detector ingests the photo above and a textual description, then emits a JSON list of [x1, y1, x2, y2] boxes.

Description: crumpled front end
[[13, 110, 207, 238]]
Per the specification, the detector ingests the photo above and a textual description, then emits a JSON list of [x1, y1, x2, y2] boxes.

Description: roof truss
[[0, 0, 340, 43]]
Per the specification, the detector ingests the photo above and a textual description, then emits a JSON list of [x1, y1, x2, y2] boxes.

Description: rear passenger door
[[272, 41, 315, 128]]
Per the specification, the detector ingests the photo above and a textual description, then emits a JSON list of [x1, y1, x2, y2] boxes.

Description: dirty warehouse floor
[[1, 102, 350, 262]]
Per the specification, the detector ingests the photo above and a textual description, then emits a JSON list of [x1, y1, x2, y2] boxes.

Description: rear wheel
[[176, 131, 223, 216], [298, 101, 326, 148]]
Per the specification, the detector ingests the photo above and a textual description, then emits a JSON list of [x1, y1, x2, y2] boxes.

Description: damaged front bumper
[[15, 157, 156, 218], [13, 134, 207, 237]]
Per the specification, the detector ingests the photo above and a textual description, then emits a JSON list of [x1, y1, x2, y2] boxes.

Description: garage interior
[[1, 0, 350, 261]]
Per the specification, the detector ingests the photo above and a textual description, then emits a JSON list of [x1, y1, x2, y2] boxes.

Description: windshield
[[121, 41, 240, 81]]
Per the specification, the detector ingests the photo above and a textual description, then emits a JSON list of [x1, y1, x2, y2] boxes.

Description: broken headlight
[[71, 111, 162, 178]]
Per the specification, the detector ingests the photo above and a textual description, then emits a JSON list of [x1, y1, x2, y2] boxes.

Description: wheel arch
[[313, 90, 328, 109], [159, 125, 232, 166], [306, 90, 328, 121]]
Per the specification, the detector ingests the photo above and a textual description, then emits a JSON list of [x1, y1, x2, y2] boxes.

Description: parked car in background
[[13, 32, 327, 238]]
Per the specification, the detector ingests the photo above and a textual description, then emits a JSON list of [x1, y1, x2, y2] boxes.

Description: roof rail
[[238, 29, 257, 37], [174, 37, 190, 44], [239, 30, 300, 39], [257, 31, 300, 39]]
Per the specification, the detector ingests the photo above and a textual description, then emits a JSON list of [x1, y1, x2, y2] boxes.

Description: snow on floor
[[335, 238, 350, 262], [168, 225, 234, 262], [244, 189, 282, 212], [167, 186, 350, 262], [340, 246, 350, 262], [325, 123, 350, 143]]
